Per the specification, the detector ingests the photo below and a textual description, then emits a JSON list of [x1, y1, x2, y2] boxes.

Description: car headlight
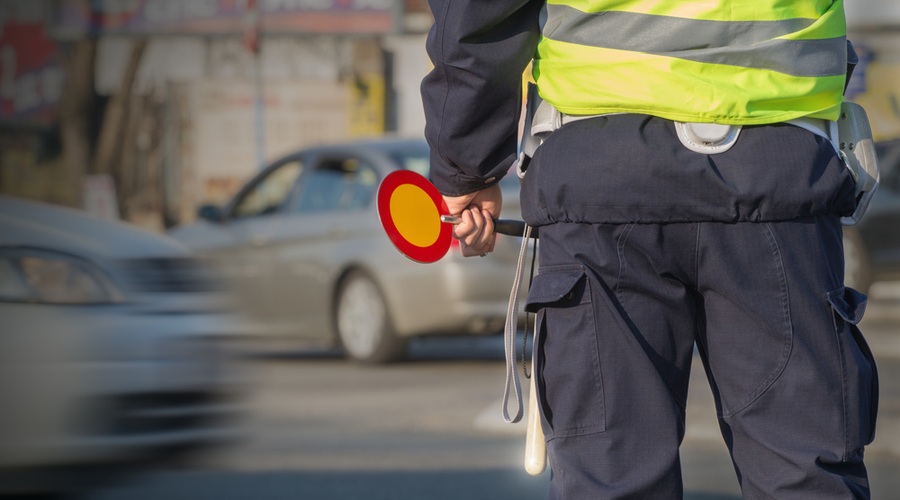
[[0, 248, 125, 304]]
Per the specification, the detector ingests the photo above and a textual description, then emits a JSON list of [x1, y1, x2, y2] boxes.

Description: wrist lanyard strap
[[502, 223, 533, 423]]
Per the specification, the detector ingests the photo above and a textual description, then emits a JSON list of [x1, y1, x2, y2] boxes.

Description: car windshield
[[385, 142, 431, 177]]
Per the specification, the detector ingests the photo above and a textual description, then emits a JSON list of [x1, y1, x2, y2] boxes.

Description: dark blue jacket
[[421, 0, 857, 224]]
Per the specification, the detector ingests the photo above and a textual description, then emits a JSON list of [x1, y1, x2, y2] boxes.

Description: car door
[[215, 157, 306, 334], [863, 150, 900, 272], [246, 152, 383, 339]]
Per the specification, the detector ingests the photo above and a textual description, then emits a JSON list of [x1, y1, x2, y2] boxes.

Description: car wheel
[[843, 226, 872, 294], [335, 270, 407, 364]]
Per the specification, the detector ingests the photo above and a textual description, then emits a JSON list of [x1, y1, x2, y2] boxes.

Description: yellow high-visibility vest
[[534, 0, 848, 124]]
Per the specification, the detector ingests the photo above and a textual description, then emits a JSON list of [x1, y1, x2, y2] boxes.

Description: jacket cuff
[[428, 151, 509, 197]]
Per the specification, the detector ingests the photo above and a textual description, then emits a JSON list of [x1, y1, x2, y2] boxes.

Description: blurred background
[[0, 0, 898, 499], [0, 0, 435, 227]]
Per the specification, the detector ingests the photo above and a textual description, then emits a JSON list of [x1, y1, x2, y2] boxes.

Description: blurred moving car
[[844, 139, 900, 295], [0, 196, 244, 496], [169, 137, 528, 364]]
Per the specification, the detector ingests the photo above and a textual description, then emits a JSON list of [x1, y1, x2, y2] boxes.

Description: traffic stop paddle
[[376, 169, 547, 476], [376, 169, 530, 263], [376, 169, 453, 263]]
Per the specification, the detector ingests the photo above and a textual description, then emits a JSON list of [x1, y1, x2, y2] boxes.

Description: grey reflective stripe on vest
[[543, 4, 846, 78]]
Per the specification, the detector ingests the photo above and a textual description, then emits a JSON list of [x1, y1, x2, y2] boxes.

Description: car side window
[[292, 158, 378, 213], [232, 160, 303, 218]]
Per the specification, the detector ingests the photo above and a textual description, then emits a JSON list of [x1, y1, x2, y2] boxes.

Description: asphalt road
[[88, 285, 900, 500]]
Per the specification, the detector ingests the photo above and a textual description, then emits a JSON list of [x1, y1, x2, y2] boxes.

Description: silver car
[[843, 139, 900, 294], [0, 196, 244, 496], [169, 137, 528, 364]]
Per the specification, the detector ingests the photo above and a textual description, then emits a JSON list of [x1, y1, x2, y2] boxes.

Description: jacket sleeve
[[422, 0, 543, 197]]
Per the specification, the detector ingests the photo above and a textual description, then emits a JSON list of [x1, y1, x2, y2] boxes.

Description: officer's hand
[[443, 184, 502, 257]]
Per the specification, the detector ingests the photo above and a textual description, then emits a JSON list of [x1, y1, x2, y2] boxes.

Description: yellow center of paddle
[[390, 184, 441, 247]]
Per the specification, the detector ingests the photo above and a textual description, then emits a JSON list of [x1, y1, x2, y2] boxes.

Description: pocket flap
[[525, 266, 587, 313], [827, 286, 868, 325]]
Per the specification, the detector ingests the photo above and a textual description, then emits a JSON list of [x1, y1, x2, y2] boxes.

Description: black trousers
[[526, 218, 878, 499]]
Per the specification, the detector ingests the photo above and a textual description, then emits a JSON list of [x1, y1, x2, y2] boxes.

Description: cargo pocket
[[526, 265, 605, 439], [827, 286, 879, 458]]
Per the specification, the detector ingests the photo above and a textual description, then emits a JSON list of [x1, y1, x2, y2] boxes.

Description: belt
[[529, 97, 838, 155]]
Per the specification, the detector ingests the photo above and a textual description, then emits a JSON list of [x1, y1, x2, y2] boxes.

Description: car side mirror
[[197, 204, 225, 223]]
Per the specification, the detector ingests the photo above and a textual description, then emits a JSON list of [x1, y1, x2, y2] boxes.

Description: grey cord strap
[[502, 223, 533, 423]]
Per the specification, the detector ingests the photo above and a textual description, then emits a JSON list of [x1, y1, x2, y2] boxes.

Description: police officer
[[422, 0, 879, 498]]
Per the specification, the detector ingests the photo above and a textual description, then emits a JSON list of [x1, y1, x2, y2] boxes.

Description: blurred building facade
[[0, 0, 432, 229], [1, 0, 898, 231]]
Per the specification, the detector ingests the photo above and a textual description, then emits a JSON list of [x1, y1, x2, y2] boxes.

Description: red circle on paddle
[[377, 170, 452, 263]]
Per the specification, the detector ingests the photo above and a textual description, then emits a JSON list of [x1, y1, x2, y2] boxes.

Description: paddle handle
[[440, 215, 537, 238], [524, 374, 547, 475]]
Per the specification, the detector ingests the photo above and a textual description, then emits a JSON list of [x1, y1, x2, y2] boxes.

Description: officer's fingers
[[476, 211, 496, 252], [451, 211, 482, 257], [463, 208, 494, 255], [460, 244, 485, 258], [456, 209, 491, 257], [485, 231, 496, 254], [451, 209, 477, 241]]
